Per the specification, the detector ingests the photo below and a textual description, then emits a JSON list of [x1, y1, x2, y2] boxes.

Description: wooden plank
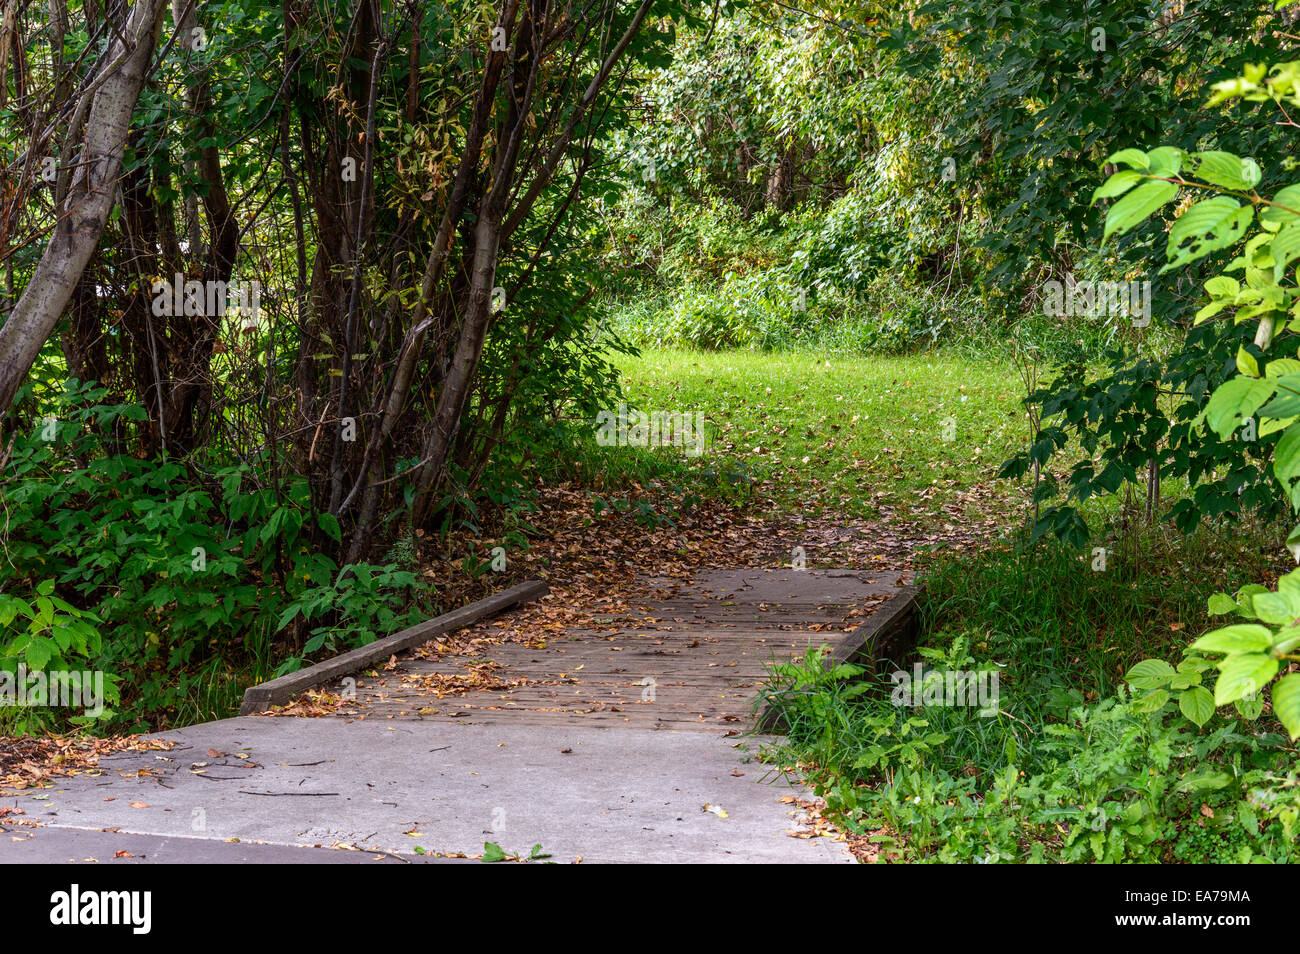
[[835, 585, 921, 671], [239, 579, 549, 714]]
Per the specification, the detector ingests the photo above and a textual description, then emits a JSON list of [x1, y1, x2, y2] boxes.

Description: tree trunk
[[0, 0, 168, 419]]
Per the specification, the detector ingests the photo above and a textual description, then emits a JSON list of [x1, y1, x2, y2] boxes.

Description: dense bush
[[0, 381, 430, 732]]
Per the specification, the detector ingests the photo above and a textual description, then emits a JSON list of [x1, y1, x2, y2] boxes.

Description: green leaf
[[1163, 197, 1253, 272], [1146, 147, 1183, 177], [1204, 376, 1276, 438], [481, 842, 508, 862], [1287, 522, 1300, 563], [1205, 276, 1241, 299], [1261, 184, 1300, 228], [1092, 170, 1142, 204], [1235, 694, 1265, 720], [1267, 359, 1300, 379], [1271, 674, 1300, 740], [23, 637, 52, 671], [1193, 151, 1262, 190], [274, 604, 302, 631], [1207, 593, 1238, 615], [1129, 688, 1169, 713], [1269, 221, 1300, 284], [1251, 589, 1300, 624], [1179, 686, 1215, 727], [1104, 148, 1149, 171], [1214, 653, 1278, 706], [1272, 624, 1300, 655], [1125, 658, 1176, 689], [1258, 375, 1300, 418], [1191, 624, 1274, 655], [1274, 426, 1300, 502], [317, 512, 342, 543], [1102, 179, 1179, 242], [1237, 345, 1260, 377], [1175, 768, 1232, 792]]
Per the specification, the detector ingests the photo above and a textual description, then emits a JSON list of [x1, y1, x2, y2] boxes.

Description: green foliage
[[0, 580, 120, 732], [759, 536, 1299, 863], [271, 563, 425, 676], [1082, 55, 1300, 735], [1122, 568, 1300, 739], [0, 380, 430, 731]]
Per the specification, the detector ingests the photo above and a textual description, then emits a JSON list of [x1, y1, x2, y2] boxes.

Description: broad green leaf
[[1104, 148, 1149, 171], [1194, 151, 1262, 190], [317, 512, 342, 543], [1195, 276, 1241, 324], [1266, 358, 1300, 378], [1175, 768, 1233, 792], [1214, 653, 1278, 706], [1206, 593, 1237, 615], [1274, 426, 1300, 499], [1205, 275, 1241, 299], [1091, 170, 1142, 204], [1288, 521, 1300, 563], [1272, 674, 1300, 740], [1277, 567, 1300, 595], [1251, 589, 1300, 624], [1235, 694, 1265, 720], [1125, 658, 1176, 689], [1179, 686, 1215, 726], [1103, 179, 1179, 242], [1273, 627, 1300, 655], [1190, 624, 1273, 655], [1146, 147, 1183, 177], [1178, 655, 1216, 674], [1261, 380, 1300, 420], [23, 637, 52, 671], [1272, 222, 1300, 282], [1204, 376, 1276, 438], [1129, 688, 1169, 713], [1260, 414, 1297, 437], [1236, 584, 1271, 617], [1261, 184, 1300, 228], [1163, 197, 1253, 272]]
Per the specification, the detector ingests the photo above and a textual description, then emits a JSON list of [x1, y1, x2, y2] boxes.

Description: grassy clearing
[[606, 348, 1027, 522]]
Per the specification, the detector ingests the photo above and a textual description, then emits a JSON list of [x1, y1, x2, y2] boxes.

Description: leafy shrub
[[760, 640, 1298, 863], [0, 381, 432, 731], [0, 580, 120, 732], [272, 563, 425, 676]]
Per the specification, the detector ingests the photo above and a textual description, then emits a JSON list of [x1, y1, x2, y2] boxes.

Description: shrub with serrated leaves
[[1093, 56, 1300, 741], [0, 381, 430, 731]]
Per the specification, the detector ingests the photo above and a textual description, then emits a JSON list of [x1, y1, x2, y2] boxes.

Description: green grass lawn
[[609, 348, 1028, 521]]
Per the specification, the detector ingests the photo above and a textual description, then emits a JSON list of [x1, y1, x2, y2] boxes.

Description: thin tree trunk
[[0, 0, 167, 419]]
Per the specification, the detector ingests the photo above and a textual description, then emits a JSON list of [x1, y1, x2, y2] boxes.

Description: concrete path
[[4, 569, 911, 863], [9, 717, 845, 863]]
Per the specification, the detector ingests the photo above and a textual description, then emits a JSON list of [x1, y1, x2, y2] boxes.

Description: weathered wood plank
[[239, 579, 549, 714]]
